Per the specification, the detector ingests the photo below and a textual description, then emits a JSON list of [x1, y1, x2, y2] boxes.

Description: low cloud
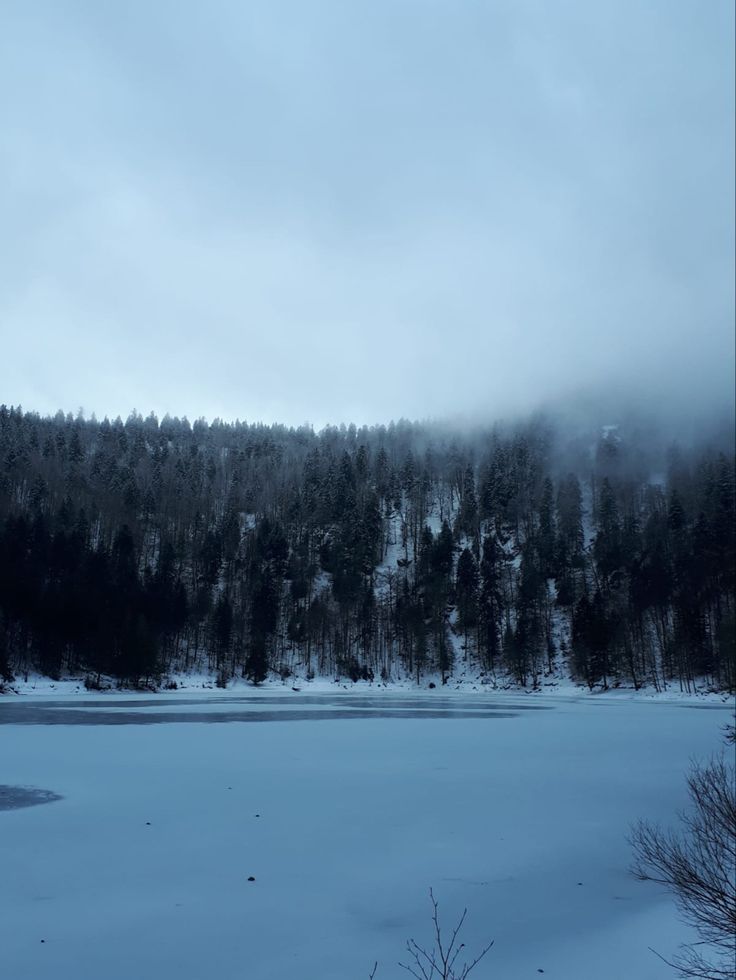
[[1, 1, 733, 427]]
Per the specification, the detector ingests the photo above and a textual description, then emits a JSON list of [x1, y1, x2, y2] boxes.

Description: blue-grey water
[[0, 692, 554, 727]]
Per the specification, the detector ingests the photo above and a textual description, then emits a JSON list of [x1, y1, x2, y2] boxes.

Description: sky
[[1, 0, 734, 428]]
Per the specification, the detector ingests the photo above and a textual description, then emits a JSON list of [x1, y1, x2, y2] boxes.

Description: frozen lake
[[1, 690, 732, 979]]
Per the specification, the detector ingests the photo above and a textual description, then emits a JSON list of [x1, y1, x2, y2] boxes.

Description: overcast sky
[[1, 1, 733, 428]]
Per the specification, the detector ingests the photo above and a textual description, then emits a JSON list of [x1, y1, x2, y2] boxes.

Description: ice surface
[[1, 691, 732, 979]]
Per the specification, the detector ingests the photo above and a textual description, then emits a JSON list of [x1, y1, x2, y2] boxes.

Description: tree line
[[0, 405, 733, 691]]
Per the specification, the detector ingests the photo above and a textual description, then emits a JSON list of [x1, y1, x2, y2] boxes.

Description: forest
[[0, 404, 733, 692]]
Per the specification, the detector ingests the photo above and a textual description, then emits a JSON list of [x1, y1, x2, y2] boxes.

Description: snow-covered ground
[[3, 668, 731, 702], [1, 690, 733, 980]]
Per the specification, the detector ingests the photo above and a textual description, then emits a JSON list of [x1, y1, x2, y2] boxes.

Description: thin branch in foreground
[[630, 751, 736, 980], [398, 889, 493, 980]]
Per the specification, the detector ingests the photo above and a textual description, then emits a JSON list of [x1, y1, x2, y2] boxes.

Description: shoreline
[[2, 671, 732, 704]]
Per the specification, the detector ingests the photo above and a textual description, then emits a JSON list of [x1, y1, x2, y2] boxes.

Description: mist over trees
[[0, 405, 733, 691]]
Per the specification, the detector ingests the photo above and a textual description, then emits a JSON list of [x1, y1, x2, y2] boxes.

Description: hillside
[[1, 406, 733, 692]]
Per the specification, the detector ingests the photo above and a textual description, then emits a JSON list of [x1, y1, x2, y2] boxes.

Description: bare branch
[[630, 751, 736, 979], [398, 890, 493, 980]]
